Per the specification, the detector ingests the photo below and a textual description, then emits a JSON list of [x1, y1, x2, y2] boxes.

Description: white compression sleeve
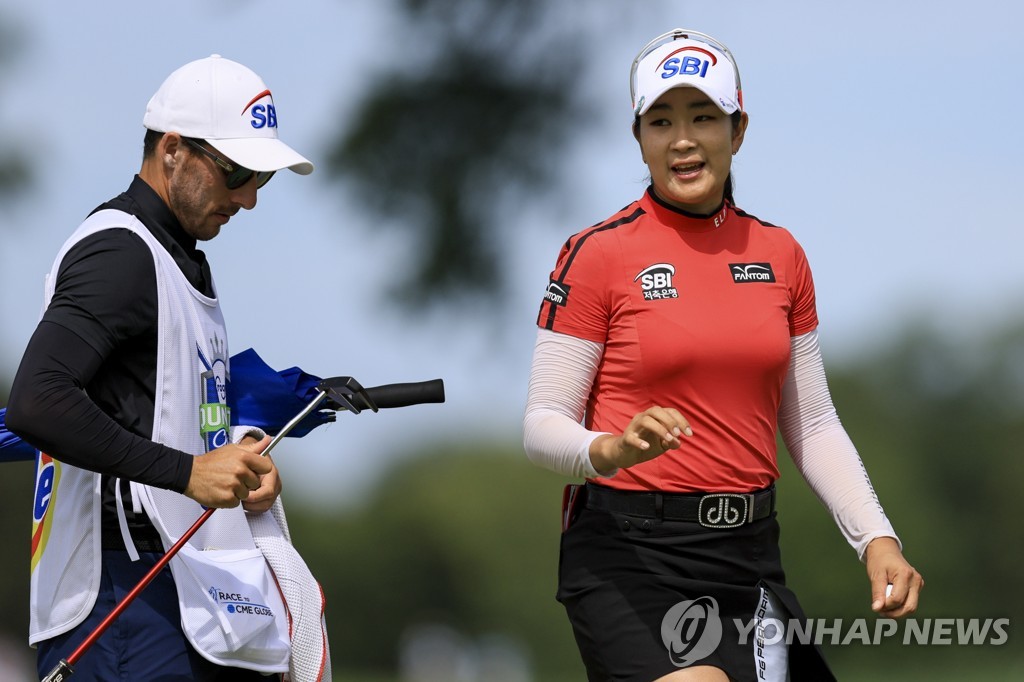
[[779, 330, 900, 560], [523, 328, 614, 479]]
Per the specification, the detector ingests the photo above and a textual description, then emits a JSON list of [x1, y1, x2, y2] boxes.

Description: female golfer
[[523, 28, 923, 682]]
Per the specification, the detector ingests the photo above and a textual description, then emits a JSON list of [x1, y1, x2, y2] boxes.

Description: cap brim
[[636, 82, 739, 118], [206, 137, 314, 175]]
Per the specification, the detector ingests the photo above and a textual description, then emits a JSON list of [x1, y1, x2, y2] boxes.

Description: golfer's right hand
[[589, 406, 693, 475], [184, 435, 274, 508]]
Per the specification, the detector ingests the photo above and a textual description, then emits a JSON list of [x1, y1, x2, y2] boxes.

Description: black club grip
[[363, 379, 445, 409]]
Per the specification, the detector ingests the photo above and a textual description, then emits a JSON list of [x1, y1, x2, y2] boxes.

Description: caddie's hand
[[865, 536, 924, 618], [589, 406, 693, 475], [241, 441, 283, 514], [184, 435, 274, 508]]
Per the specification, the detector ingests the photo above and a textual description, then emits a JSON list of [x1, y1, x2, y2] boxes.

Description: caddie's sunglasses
[[183, 138, 275, 190]]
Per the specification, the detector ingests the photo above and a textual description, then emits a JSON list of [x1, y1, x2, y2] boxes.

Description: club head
[[316, 376, 379, 414]]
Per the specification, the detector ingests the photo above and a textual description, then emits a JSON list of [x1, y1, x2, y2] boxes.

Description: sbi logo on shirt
[[635, 263, 678, 301]]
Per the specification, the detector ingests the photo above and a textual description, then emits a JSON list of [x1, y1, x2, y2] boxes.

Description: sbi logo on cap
[[243, 89, 277, 129], [659, 46, 718, 80]]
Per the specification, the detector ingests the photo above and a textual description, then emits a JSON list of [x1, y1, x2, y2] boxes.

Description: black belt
[[101, 530, 165, 553], [585, 482, 775, 529]]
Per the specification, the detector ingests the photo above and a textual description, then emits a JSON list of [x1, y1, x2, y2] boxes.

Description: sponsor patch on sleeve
[[544, 280, 571, 306]]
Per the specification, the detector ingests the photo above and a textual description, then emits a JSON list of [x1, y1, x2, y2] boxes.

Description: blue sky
[[1, 0, 1021, 503]]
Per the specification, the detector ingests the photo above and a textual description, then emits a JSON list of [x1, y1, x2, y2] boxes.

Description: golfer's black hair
[[723, 110, 742, 205]]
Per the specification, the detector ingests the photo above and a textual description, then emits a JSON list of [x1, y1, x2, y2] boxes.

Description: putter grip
[[366, 379, 445, 409]]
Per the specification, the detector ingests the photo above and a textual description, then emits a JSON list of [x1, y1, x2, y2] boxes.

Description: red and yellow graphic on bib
[[31, 452, 60, 573]]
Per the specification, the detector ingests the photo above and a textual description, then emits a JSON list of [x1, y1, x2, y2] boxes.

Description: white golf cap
[[143, 54, 313, 175], [631, 29, 742, 118]]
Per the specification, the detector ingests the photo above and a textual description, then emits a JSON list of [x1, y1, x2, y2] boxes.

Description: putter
[[41, 376, 444, 682]]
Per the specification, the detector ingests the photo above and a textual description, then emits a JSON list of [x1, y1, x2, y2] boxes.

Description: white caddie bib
[[29, 209, 290, 673]]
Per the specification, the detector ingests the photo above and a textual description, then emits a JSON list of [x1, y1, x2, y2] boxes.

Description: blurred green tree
[[0, 7, 32, 404], [776, 320, 1023, 677], [0, 10, 34, 667], [0, 12, 31, 201], [288, 444, 583, 681], [5, 320, 1020, 678], [325, 0, 589, 310], [0, 461, 33, 662], [278, 320, 1024, 681]]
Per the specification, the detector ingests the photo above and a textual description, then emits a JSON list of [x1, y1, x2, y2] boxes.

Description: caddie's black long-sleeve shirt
[[7, 175, 215, 545]]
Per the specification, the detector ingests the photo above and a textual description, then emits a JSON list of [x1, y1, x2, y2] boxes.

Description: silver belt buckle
[[698, 493, 752, 528]]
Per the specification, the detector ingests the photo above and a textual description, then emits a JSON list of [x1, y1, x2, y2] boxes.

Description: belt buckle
[[698, 493, 752, 529]]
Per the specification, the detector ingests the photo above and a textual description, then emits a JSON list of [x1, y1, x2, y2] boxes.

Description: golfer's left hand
[[237, 434, 283, 513], [865, 536, 923, 618]]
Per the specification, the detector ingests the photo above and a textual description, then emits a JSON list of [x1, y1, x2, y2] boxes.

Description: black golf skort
[[556, 482, 835, 682]]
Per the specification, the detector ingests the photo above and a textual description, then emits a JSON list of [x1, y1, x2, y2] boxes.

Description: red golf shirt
[[537, 187, 818, 493]]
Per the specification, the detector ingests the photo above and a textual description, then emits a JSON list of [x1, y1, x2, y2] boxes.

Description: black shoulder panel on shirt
[[541, 206, 645, 330], [555, 206, 645, 282], [731, 207, 780, 228]]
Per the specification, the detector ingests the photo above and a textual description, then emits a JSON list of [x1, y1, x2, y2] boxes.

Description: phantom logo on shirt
[[729, 262, 776, 283], [544, 280, 571, 306]]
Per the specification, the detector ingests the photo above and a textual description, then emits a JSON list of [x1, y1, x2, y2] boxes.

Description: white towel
[[248, 499, 332, 682]]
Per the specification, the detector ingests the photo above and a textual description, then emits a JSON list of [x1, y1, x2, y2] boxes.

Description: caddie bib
[[29, 209, 289, 672]]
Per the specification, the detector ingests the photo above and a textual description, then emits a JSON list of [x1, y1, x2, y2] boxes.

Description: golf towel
[[248, 499, 332, 682]]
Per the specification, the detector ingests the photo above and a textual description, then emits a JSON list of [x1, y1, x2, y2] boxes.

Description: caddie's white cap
[[143, 54, 313, 175], [630, 29, 742, 118]]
